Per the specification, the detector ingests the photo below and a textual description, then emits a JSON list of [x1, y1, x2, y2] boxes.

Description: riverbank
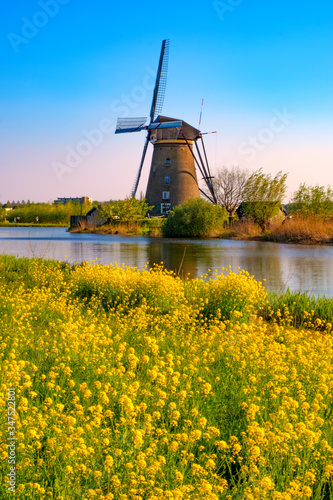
[[224, 217, 333, 245], [1, 255, 333, 498], [70, 216, 333, 245], [69, 218, 165, 237]]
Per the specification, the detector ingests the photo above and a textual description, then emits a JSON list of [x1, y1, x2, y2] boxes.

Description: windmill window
[[161, 203, 171, 214], [165, 158, 171, 165], [164, 176, 170, 184], [162, 191, 170, 200]]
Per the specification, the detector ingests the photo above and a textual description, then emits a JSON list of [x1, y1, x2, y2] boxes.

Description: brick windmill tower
[[115, 39, 216, 215]]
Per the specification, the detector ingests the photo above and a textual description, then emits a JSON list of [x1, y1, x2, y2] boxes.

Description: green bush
[[99, 197, 153, 225], [291, 183, 333, 218], [162, 198, 226, 237], [243, 169, 287, 229]]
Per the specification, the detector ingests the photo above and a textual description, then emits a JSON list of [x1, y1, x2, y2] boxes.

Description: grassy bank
[[2, 256, 333, 498], [263, 216, 333, 244], [70, 215, 333, 244], [70, 219, 165, 237], [221, 216, 333, 245], [263, 290, 333, 331]]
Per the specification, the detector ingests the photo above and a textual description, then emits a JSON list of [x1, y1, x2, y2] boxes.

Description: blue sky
[[1, 0, 333, 203]]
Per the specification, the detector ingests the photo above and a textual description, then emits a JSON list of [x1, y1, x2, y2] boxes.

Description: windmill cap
[[154, 115, 200, 140]]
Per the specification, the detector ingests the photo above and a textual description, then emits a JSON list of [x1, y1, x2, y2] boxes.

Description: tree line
[[1, 201, 93, 224], [163, 167, 333, 237], [2, 169, 332, 234], [209, 166, 333, 224]]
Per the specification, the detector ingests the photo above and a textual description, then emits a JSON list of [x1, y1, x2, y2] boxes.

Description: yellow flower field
[[0, 256, 333, 499]]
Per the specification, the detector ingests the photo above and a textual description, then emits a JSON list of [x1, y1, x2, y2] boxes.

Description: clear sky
[[1, 0, 333, 203]]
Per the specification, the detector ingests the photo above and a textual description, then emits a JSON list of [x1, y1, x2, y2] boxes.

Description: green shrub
[[162, 198, 226, 238], [243, 169, 287, 229], [99, 197, 153, 225], [291, 183, 333, 218]]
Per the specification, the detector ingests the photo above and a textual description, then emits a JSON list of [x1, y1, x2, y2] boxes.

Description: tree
[[99, 197, 153, 225], [243, 169, 288, 229], [162, 198, 226, 238], [291, 183, 333, 218], [211, 166, 251, 226]]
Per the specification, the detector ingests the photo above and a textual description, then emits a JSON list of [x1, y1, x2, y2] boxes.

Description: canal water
[[1, 227, 333, 297]]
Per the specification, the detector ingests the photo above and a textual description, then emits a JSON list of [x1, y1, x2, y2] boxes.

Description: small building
[[70, 207, 106, 229], [86, 207, 106, 226], [55, 196, 92, 206]]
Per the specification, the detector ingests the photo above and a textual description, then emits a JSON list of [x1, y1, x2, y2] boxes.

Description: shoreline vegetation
[[2, 215, 333, 245], [71, 196, 333, 245], [68, 215, 333, 245], [3, 189, 333, 244], [1, 254, 333, 498], [0, 200, 93, 227]]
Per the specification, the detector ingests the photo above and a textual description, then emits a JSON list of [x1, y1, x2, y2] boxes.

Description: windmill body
[[115, 40, 216, 214], [146, 115, 200, 214]]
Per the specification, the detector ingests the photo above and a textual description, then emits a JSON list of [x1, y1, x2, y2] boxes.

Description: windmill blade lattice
[[150, 39, 169, 122], [116, 118, 182, 135], [130, 39, 170, 198], [115, 117, 147, 134]]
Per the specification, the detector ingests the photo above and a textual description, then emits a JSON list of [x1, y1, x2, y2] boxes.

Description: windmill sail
[[130, 39, 170, 198], [130, 134, 150, 198], [150, 39, 169, 122], [116, 118, 181, 134], [115, 117, 147, 134]]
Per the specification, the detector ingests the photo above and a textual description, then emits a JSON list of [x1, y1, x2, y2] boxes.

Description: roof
[[154, 115, 200, 141], [86, 207, 99, 216]]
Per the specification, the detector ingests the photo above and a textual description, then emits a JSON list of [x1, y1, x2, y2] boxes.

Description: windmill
[[115, 39, 216, 214]]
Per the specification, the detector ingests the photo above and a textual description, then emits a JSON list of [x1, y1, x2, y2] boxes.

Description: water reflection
[[1, 227, 333, 297]]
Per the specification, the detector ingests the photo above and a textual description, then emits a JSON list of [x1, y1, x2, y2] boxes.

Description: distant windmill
[[115, 39, 216, 214]]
